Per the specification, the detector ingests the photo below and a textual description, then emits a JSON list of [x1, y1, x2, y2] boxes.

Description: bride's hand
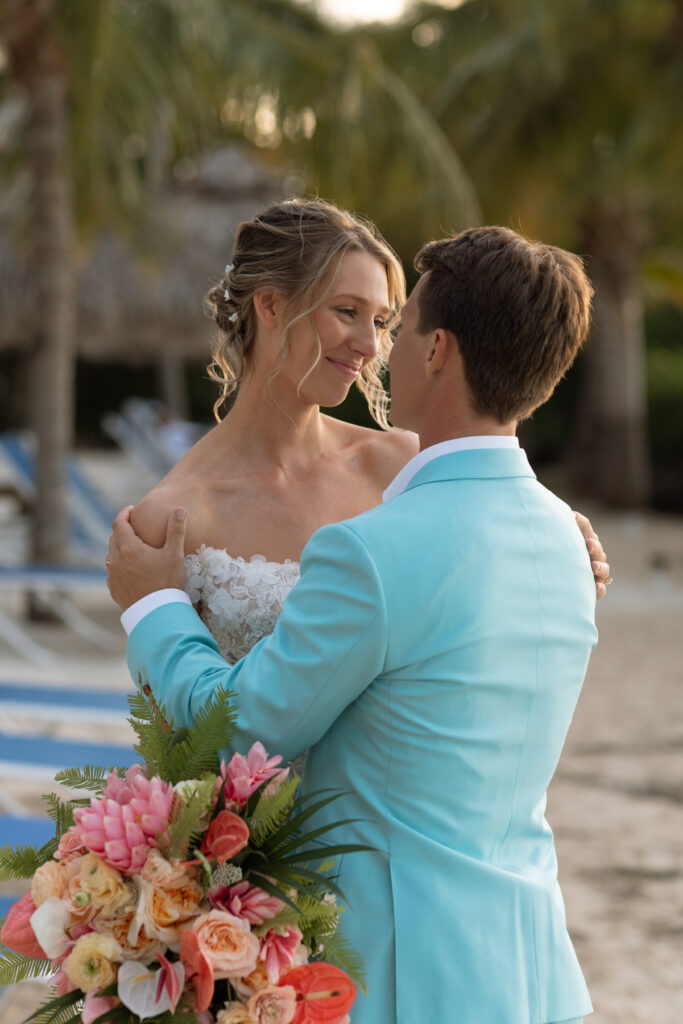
[[574, 511, 611, 599], [107, 506, 189, 611]]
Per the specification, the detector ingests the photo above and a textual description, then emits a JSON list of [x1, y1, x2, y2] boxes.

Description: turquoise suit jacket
[[127, 448, 597, 1024]]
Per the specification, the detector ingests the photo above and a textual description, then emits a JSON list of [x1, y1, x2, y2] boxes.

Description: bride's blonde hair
[[206, 197, 405, 428]]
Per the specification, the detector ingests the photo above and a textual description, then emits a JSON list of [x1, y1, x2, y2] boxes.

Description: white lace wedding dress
[[184, 545, 301, 664]]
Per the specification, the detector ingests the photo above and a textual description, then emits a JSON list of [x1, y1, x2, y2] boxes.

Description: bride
[[124, 197, 607, 664]]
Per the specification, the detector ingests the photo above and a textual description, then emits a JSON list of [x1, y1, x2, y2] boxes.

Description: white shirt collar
[[382, 435, 520, 503]]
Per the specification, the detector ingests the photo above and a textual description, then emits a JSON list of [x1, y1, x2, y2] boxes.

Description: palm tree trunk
[[571, 198, 651, 507], [5, 4, 76, 563]]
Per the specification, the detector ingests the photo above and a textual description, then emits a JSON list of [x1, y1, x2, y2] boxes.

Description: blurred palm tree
[[0, 0, 481, 564], [384, 0, 683, 507]]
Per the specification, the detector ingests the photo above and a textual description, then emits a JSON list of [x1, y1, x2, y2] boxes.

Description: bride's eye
[[337, 307, 356, 318], [374, 318, 388, 330]]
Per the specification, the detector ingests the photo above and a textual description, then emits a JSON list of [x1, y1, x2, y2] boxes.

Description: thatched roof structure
[[0, 144, 285, 363]]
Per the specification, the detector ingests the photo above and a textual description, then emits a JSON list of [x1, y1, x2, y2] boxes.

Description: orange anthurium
[[279, 963, 357, 1023], [179, 927, 214, 1011]]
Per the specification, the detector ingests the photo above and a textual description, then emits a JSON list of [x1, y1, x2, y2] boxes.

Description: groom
[[110, 226, 599, 1024]]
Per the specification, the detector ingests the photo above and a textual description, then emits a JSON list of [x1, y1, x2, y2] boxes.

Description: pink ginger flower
[[100, 764, 147, 803], [210, 881, 283, 925], [72, 773, 174, 875], [259, 926, 303, 983], [218, 743, 285, 809]]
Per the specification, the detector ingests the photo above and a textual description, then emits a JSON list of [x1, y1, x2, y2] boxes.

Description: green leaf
[[20, 988, 83, 1024], [276, 842, 374, 866], [52, 765, 110, 792], [259, 791, 346, 857], [43, 793, 84, 833], [157, 789, 210, 861], [264, 862, 348, 904], [0, 949, 52, 987], [165, 685, 239, 783], [248, 772, 301, 846], [0, 837, 57, 881], [312, 930, 368, 995]]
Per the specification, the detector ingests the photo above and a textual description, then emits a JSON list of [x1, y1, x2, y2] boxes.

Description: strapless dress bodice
[[184, 545, 300, 664]]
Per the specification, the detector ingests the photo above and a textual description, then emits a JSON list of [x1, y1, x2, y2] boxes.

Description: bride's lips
[[326, 357, 361, 379]]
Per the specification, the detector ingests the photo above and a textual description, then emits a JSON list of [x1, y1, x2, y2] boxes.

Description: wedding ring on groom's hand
[[105, 558, 110, 570]]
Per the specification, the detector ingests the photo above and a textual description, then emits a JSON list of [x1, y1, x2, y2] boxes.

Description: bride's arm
[[127, 485, 204, 554]]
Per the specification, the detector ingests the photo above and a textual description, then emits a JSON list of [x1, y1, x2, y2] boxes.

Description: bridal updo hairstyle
[[414, 226, 594, 423], [206, 198, 405, 427]]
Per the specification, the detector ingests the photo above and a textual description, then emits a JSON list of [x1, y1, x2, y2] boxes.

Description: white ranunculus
[[29, 896, 72, 958]]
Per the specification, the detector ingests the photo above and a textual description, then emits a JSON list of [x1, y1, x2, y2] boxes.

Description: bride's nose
[[351, 319, 381, 360]]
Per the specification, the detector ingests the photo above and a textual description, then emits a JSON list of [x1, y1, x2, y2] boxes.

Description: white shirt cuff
[[120, 589, 192, 636]]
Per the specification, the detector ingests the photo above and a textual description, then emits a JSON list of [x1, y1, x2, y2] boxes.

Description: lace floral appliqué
[[185, 546, 300, 664]]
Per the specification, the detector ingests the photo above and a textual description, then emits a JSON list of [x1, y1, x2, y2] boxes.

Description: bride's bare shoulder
[[365, 428, 419, 486], [130, 477, 208, 553], [325, 417, 418, 488]]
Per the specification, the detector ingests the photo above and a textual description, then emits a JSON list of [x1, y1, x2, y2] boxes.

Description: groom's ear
[[425, 328, 451, 377]]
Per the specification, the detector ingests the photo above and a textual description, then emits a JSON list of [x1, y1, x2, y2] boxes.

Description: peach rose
[[247, 985, 297, 1024], [141, 848, 193, 889], [31, 860, 67, 907], [135, 877, 204, 946], [229, 961, 270, 1001], [55, 829, 87, 862], [200, 811, 250, 862], [216, 1003, 257, 1024], [78, 854, 130, 914], [94, 910, 164, 963], [64, 932, 121, 992], [192, 910, 260, 979]]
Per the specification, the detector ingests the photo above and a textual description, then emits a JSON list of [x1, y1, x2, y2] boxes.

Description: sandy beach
[[0, 484, 681, 1023]]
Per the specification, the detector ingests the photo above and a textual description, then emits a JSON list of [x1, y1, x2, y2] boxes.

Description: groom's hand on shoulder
[[107, 505, 188, 611]]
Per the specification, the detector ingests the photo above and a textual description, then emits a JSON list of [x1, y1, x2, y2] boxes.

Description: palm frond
[[0, 949, 53, 987], [258, 791, 346, 857], [19, 989, 83, 1024]]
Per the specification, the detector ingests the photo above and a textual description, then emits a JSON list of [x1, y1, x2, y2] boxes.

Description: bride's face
[[272, 249, 392, 408]]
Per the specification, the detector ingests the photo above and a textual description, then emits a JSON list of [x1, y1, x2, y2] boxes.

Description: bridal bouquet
[[0, 686, 364, 1024]]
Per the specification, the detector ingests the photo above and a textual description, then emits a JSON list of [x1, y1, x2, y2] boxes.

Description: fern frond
[[20, 988, 83, 1024], [158, 791, 210, 861], [53, 765, 109, 792], [165, 685, 239, 783], [0, 839, 56, 881], [127, 683, 171, 778], [313, 930, 368, 995], [248, 773, 300, 846], [43, 793, 84, 832], [0, 949, 52, 987]]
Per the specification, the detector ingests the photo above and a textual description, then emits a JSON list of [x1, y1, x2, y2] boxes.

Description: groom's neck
[[416, 403, 517, 452]]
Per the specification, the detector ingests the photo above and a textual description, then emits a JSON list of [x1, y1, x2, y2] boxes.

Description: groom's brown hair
[[414, 226, 593, 423]]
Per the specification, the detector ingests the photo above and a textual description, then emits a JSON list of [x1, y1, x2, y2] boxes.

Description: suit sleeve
[[126, 522, 389, 762]]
